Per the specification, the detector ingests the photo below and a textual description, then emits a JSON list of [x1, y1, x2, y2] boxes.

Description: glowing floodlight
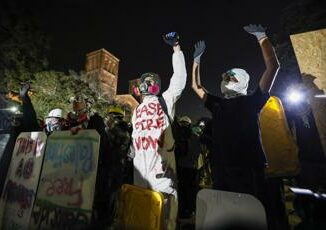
[[9, 106, 18, 113], [287, 90, 304, 104]]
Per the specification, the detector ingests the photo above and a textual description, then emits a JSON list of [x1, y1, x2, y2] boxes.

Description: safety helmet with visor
[[45, 108, 64, 132]]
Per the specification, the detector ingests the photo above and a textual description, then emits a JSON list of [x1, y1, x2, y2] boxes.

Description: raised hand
[[243, 24, 267, 41], [162, 32, 180, 46], [193, 40, 206, 64], [20, 83, 30, 98]]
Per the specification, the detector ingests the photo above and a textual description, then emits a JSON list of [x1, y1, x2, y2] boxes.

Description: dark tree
[[0, 3, 49, 93]]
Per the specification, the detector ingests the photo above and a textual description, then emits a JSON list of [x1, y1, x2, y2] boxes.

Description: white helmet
[[47, 108, 63, 118]]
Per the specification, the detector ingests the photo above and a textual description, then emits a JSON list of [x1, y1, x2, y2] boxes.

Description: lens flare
[[287, 90, 303, 103]]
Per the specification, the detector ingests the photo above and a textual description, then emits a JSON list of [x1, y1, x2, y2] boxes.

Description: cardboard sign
[[0, 132, 47, 230], [29, 130, 100, 229]]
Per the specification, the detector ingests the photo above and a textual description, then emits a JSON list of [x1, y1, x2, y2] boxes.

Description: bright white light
[[315, 94, 326, 98], [289, 187, 313, 195], [287, 90, 303, 103], [9, 106, 18, 113]]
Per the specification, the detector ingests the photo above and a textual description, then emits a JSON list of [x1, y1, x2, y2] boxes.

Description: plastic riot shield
[[0, 133, 10, 163], [196, 189, 267, 230], [29, 130, 100, 230], [259, 96, 300, 177], [0, 132, 47, 229]]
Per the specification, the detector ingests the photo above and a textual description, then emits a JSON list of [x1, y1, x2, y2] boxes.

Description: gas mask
[[139, 72, 161, 96], [220, 68, 250, 99]]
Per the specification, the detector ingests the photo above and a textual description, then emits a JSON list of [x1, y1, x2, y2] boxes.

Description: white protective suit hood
[[220, 68, 250, 99]]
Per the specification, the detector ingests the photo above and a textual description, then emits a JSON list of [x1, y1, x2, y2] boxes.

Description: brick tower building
[[84, 48, 139, 113], [84, 49, 119, 100]]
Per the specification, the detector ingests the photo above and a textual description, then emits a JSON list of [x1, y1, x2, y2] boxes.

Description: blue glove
[[193, 40, 206, 64], [243, 24, 267, 41], [163, 32, 179, 46]]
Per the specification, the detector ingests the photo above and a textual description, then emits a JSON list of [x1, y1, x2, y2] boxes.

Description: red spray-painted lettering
[[134, 134, 165, 151], [43, 177, 83, 207], [134, 136, 158, 151], [136, 102, 164, 119], [16, 138, 41, 156], [135, 117, 165, 131]]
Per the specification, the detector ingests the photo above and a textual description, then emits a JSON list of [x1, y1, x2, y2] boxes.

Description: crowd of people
[[0, 25, 297, 230]]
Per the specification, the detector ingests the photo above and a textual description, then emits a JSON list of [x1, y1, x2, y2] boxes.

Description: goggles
[[222, 70, 239, 82]]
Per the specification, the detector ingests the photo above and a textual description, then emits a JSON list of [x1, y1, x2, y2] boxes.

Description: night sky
[[5, 0, 294, 120]]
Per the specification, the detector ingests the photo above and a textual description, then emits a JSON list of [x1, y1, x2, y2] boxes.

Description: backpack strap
[[158, 96, 176, 138], [158, 96, 172, 125]]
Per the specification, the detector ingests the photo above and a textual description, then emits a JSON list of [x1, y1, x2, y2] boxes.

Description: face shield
[[220, 68, 250, 99], [45, 117, 63, 132]]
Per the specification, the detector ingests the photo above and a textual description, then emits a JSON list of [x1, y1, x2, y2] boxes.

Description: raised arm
[[258, 37, 280, 93], [164, 44, 187, 98], [162, 32, 187, 115], [192, 41, 208, 100], [243, 24, 280, 93], [20, 83, 41, 131]]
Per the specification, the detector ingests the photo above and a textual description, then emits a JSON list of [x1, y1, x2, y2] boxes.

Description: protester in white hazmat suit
[[131, 32, 187, 229]]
